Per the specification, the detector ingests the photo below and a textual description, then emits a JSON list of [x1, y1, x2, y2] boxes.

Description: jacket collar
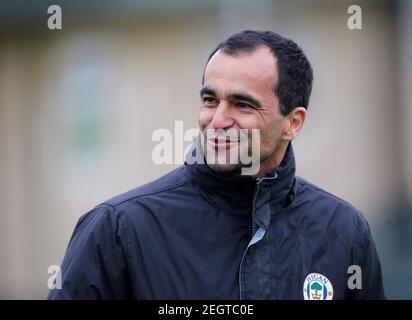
[[184, 135, 296, 216]]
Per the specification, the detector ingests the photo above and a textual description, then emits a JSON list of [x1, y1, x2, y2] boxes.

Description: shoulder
[[73, 166, 190, 238], [75, 166, 192, 228], [294, 176, 371, 249], [101, 165, 190, 208], [296, 176, 365, 219]]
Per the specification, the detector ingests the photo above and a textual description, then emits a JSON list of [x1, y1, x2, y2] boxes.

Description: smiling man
[[199, 43, 305, 177], [48, 30, 385, 300]]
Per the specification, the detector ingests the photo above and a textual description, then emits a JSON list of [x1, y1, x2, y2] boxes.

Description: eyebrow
[[200, 86, 216, 97], [200, 86, 263, 109]]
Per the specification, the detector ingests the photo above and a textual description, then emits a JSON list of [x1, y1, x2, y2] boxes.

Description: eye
[[236, 102, 254, 109], [201, 96, 217, 105]]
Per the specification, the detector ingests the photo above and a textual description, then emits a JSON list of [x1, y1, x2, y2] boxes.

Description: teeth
[[207, 137, 241, 143], [211, 140, 238, 143]]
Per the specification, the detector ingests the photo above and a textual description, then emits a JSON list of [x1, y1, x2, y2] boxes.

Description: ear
[[282, 107, 307, 141]]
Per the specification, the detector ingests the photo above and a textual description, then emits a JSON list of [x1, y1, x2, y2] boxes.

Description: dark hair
[[204, 30, 313, 116]]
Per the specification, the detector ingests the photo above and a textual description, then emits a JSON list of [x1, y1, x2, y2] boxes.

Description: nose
[[209, 101, 235, 130]]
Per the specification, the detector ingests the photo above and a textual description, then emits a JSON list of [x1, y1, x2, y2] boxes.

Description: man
[[48, 30, 385, 300]]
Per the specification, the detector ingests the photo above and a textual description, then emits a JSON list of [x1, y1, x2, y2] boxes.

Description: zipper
[[251, 177, 263, 237], [239, 173, 278, 300]]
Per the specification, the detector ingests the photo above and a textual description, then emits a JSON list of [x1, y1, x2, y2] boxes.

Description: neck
[[255, 142, 289, 178]]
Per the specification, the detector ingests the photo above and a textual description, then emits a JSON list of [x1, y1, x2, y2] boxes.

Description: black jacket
[[48, 143, 385, 299]]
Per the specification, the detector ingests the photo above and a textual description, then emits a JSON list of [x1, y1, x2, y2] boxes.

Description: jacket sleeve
[[47, 204, 132, 299], [346, 215, 386, 299]]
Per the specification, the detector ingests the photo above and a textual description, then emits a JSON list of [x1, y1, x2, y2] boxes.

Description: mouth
[[206, 137, 241, 149]]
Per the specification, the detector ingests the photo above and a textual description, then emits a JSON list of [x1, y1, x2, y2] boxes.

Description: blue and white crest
[[303, 273, 334, 300]]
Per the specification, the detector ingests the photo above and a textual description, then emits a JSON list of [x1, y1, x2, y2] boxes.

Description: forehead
[[203, 46, 278, 96]]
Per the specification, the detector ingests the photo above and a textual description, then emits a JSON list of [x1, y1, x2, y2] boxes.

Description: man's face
[[199, 46, 289, 175]]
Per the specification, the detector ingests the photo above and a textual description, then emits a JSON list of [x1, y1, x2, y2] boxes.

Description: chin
[[207, 162, 242, 174]]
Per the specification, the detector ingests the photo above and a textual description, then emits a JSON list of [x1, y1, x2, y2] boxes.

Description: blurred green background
[[0, 0, 411, 299]]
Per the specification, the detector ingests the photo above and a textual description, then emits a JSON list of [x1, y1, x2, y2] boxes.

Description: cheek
[[198, 107, 214, 129], [260, 118, 284, 148], [235, 114, 261, 131]]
